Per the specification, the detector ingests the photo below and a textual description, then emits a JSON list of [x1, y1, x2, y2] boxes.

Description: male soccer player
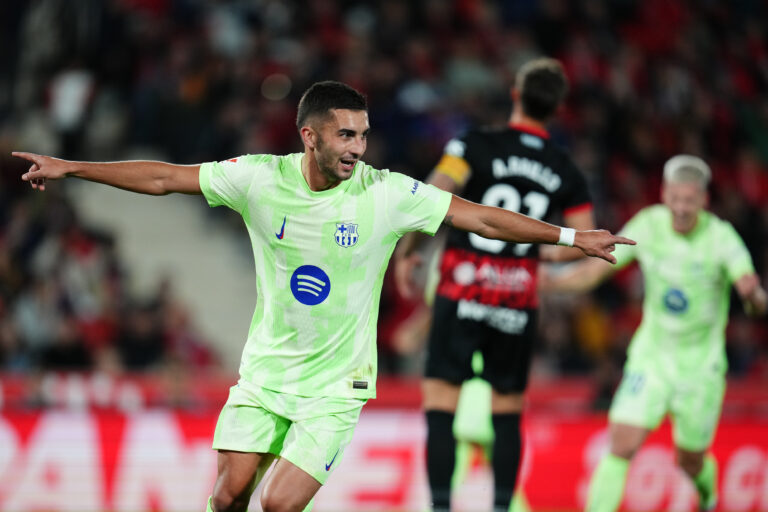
[[395, 57, 593, 512], [540, 155, 767, 512], [14, 81, 632, 512]]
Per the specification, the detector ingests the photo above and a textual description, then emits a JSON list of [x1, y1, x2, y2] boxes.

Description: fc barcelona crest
[[335, 223, 359, 247]]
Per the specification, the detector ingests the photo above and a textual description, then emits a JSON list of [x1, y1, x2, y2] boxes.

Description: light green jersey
[[199, 153, 451, 399], [611, 204, 755, 375]]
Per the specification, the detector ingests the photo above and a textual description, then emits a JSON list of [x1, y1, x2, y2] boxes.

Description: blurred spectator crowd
[[0, 0, 767, 392]]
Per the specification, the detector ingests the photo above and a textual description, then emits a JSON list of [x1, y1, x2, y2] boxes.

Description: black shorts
[[423, 296, 538, 394]]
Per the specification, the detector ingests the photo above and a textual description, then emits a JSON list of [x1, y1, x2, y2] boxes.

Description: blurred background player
[[396, 57, 595, 512], [540, 155, 768, 512]]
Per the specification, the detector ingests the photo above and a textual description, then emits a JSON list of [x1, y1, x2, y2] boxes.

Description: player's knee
[[609, 436, 643, 459], [676, 450, 704, 477], [211, 489, 250, 512], [260, 488, 306, 512]]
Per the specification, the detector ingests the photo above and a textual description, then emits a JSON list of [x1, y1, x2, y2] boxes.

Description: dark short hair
[[515, 58, 569, 121], [296, 81, 368, 128]]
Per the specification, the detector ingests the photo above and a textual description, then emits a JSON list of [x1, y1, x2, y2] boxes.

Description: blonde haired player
[[541, 155, 767, 512]]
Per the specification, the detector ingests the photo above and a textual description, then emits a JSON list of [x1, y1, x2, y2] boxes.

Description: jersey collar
[[508, 123, 550, 139]]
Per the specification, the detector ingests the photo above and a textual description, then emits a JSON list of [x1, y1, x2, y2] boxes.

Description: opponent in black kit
[[396, 58, 594, 512]]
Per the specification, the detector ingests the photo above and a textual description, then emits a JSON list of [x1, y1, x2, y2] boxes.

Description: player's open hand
[[574, 229, 636, 264], [13, 152, 71, 191], [394, 252, 423, 300]]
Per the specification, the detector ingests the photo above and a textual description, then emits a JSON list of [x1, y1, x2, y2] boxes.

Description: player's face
[[662, 181, 707, 234], [314, 109, 369, 183]]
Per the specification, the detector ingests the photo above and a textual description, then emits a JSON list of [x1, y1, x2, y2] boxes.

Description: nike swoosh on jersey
[[275, 216, 286, 239], [325, 449, 339, 471]]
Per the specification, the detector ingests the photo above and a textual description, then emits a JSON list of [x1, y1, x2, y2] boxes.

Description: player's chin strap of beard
[[557, 227, 576, 247]]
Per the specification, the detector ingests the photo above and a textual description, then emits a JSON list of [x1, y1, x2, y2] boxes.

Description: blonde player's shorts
[[212, 381, 366, 484], [608, 358, 726, 451]]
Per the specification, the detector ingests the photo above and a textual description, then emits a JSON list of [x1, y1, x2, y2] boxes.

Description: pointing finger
[[614, 236, 636, 246], [12, 151, 40, 164]]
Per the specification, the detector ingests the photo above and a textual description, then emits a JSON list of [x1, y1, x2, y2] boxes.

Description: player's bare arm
[[540, 207, 596, 262], [13, 152, 202, 195], [734, 273, 768, 317], [538, 257, 616, 293], [444, 195, 634, 264], [394, 169, 467, 299]]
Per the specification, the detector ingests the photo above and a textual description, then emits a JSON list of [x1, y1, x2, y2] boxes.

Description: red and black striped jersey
[[434, 123, 592, 308]]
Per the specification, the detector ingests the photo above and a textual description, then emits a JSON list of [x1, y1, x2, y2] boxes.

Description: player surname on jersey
[[492, 156, 562, 192]]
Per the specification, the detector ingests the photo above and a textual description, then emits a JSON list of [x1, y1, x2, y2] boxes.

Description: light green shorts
[[609, 358, 726, 451], [212, 381, 366, 484]]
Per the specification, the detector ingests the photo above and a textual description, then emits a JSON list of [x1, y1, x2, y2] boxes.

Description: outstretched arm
[[734, 273, 768, 317], [394, 171, 462, 299], [539, 207, 595, 262], [444, 195, 634, 264], [538, 257, 617, 293], [14, 152, 202, 195]]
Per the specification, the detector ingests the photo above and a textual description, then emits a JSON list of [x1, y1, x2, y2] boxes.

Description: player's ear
[[300, 125, 317, 150]]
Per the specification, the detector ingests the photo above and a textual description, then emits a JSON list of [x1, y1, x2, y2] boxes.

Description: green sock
[[693, 454, 718, 510], [509, 488, 531, 512], [206, 496, 214, 512], [452, 440, 473, 489], [585, 453, 629, 512]]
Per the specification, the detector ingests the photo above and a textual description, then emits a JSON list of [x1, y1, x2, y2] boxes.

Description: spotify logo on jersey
[[290, 265, 331, 305], [663, 288, 688, 313]]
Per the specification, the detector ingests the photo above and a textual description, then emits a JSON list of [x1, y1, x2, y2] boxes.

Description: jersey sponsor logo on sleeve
[[520, 133, 544, 149], [334, 223, 359, 247], [663, 288, 689, 313], [411, 181, 420, 195], [290, 265, 331, 305], [275, 216, 286, 239]]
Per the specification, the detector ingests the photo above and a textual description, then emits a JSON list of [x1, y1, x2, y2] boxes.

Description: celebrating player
[[395, 57, 594, 512], [539, 155, 767, 512], [14, 80, 632, 512]]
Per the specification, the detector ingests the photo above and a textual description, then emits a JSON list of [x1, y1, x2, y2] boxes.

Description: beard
[[315, 136, 351, 183]]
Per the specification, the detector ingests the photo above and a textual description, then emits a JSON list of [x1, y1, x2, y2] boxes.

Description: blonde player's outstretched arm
[[734, 273, 768, 317], [13, 152, 201, 195]]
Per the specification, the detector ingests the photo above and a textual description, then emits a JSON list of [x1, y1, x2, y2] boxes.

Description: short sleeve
[[719, 221, 756, 283], [385, 172, 452, 236], [612, 209, 648, 269], [199, 155, 267, 212]]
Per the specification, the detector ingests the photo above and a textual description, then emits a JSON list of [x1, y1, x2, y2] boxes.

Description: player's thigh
[[608, 422, 651, 459], [260, 457, 322, 512], [670, 373, 725, 452], [214, 450, 275, 504], [481, 309, 537, 395], [423, 296, 480, 385], [279, 395, 365, 485], [422, 377, 462, 411], [608, 361, 670, 433], [213, 384, 292, 456]]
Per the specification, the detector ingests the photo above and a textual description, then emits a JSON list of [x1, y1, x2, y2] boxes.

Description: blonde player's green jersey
[[199, 153, 451, 399], [611, 204, 755, 375]]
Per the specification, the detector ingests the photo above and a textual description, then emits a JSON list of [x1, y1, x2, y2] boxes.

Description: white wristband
[[557, 227, 576, 247]]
